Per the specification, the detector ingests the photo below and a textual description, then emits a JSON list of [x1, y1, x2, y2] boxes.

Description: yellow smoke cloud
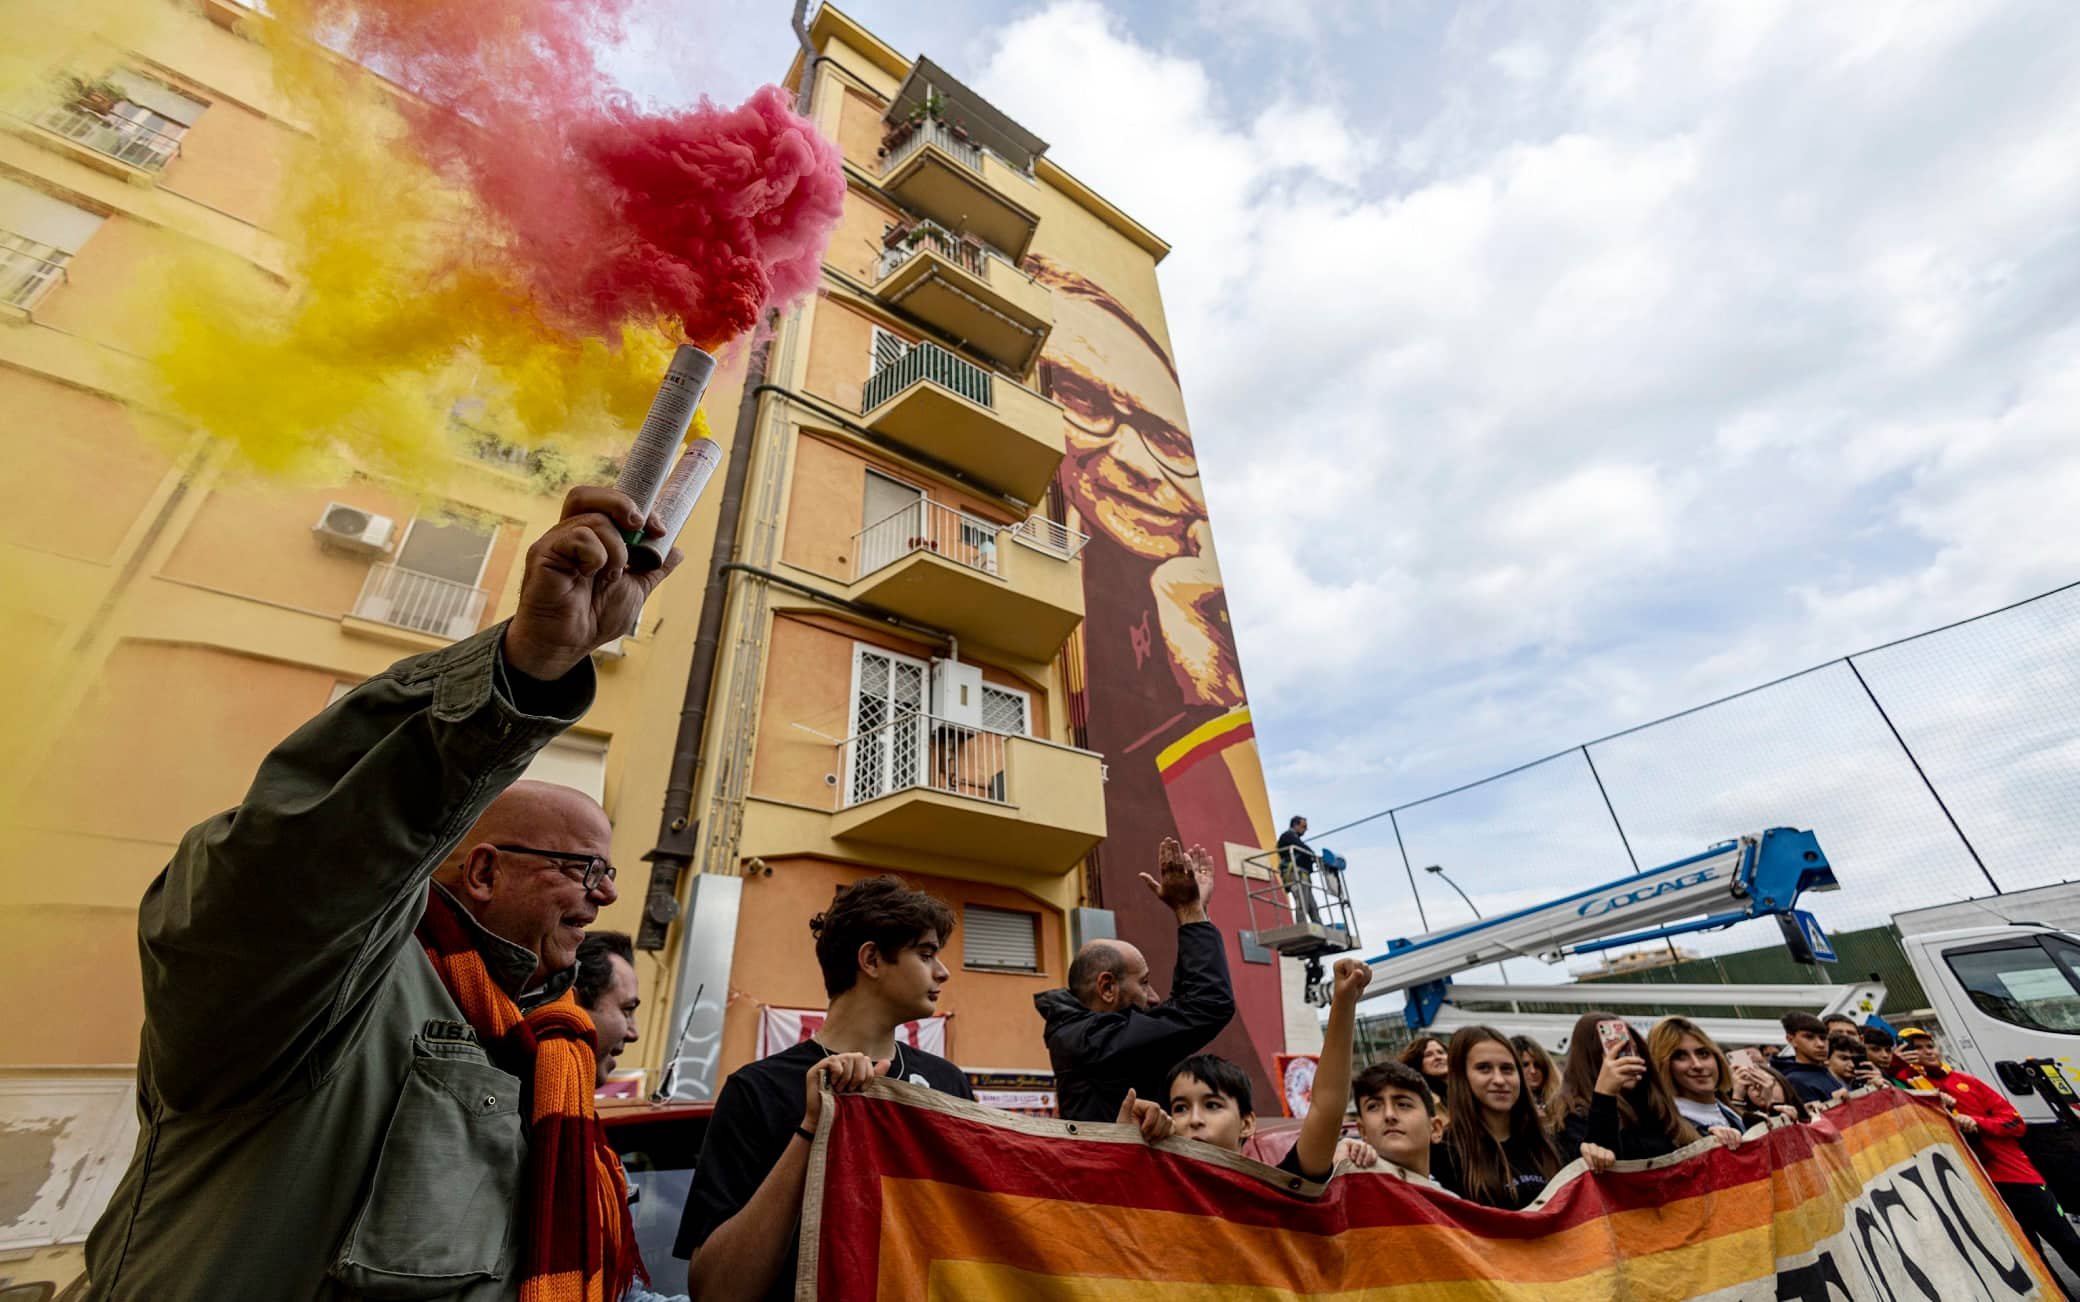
[[131, 0, 689, 488]]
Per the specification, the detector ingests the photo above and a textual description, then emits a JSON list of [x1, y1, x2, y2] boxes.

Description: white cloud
[[1490, 42, 1551, 83], [964, 0, 2080, 954]]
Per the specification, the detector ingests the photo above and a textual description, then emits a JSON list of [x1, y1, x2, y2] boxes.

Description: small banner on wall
[[1274, 1053, 1318, 1119], [965, 1069, 1057, 1118], [797, 1085, 2059, 1299], [756, 1006, 946, 1062]]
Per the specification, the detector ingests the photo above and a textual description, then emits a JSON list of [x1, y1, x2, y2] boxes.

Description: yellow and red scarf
[[416, 887, 639, 1302]]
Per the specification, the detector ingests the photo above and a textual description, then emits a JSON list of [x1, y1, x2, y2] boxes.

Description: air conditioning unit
[[313, 502, 396, 555], [931, 658, 984, 728]]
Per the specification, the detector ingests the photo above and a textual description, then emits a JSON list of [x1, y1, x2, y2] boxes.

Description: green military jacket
[[85, 624, 593, 1301]]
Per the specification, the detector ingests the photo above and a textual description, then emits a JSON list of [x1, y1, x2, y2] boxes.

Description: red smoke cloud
[[308, 0, 843, 347]]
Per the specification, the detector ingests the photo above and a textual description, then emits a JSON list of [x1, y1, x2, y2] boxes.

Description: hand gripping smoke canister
[[629, 435, 723, 572]]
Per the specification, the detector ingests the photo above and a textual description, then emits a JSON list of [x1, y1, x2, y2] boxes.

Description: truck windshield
[[1947, 938, 2080, 1034]]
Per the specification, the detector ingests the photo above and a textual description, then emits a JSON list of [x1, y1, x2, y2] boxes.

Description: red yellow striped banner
[[798, 1083, 2060, 1299]]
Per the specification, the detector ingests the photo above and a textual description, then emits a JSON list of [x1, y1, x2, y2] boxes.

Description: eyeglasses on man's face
[[494, 844, 617, 892]]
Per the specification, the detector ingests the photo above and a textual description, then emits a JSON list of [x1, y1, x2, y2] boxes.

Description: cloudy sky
[[634, 1, 2080, 974]]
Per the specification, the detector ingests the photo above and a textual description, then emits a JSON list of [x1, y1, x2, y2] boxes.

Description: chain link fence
[[1326, 582, 2080, 983]]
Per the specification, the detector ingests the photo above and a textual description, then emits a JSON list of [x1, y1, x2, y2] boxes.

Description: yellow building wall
[[0, 0, 738, 1085], [825, 182, 900, 284], [835, 86, 885, 171], [803, 293, 878, 412], [718, 856, 1064, 1074]]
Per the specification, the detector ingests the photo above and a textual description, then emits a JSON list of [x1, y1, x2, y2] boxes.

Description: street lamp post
[[1424, 864, 1515, 999]]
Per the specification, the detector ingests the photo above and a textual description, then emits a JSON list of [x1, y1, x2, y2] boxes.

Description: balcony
[[29, 102, 183, 173], [874, 222, 1052, 374], [861, 342, 1065, 503], [351, 564, 488, 641], [0, 234, 68, 311], [877, 117, 1042, 264], [851, 498, 1086, 661], [832, 712, 1106, 873]]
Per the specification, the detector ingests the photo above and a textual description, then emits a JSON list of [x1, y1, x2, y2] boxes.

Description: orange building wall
[[159, 93, 286, 229], [163, 483, 518, 630], [25, 641, 336, 847], [10, 642, 340, 1064], [0, 371, 172, 563], [718, 856, 1063, 1073], [33, 217, 222, 359]]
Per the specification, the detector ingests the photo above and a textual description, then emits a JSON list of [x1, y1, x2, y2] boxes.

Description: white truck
[[1343, 830, 2080, 1208]]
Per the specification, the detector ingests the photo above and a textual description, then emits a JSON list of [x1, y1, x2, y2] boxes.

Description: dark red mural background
[[1030, 255, 1285, 1101]]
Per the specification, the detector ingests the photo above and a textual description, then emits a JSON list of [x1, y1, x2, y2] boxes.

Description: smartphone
[[1731, 1048, 1764, 1073], [1597, 1018, 1634, 1060]]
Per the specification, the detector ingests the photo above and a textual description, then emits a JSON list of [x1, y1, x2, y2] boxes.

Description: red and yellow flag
[[799, 1083, 2059, 1299]]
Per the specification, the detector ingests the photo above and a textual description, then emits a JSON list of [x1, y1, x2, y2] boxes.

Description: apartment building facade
[[0, 0, 745, 1266], [648, 6, 1296, 1107], [0, 0, 1294, 1273]]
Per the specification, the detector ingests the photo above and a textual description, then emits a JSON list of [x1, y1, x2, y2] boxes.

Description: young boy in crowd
[[1773, 1012, 1843, 1103], [1858, 1024, 1908, 1088], [1825, 1031, 1884, 1092], [1335, 1059, 1445, 1186], [1120, 958, 1371, 1184], [677, 877, 973, 1301]]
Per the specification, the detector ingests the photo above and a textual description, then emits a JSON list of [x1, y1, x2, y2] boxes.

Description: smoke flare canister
[[628, 437, 724, 573], [615, 344, 717, 542]]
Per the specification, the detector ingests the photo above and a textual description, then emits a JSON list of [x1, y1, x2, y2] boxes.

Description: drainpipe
[[636, 330, 773, 950], [637, 0, 825, 952], [792, 0, 819, 116]]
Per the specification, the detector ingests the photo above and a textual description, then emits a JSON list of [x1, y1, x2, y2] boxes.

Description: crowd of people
[[75, 491, 2080, 1301]]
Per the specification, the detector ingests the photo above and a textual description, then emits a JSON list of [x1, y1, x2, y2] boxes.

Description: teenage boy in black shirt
[[678, 876, 973, 1301]]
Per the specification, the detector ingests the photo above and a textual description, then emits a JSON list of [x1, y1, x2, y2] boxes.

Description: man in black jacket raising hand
[[1035, 838, 1236, 1122]]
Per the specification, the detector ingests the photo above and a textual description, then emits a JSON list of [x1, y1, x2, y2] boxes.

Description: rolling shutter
[[963, 904, 1039, 972]]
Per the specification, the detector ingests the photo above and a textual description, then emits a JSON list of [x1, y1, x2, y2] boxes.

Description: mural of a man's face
[[1037, 270, 1207, 563]]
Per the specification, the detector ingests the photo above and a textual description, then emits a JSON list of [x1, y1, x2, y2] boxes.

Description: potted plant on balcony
[[63, 74, 124, 115], [879, 119, 917, 157]]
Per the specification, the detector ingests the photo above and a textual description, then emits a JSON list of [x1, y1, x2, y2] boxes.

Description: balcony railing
[[880, 117, 984, 178], [878, 221, 994, 283], [0, 234, 68, 310], [32, 102, 183, 172], [842, 710, 1009, 808], [855, 497, 1005, 581], [1011, 515, 1090, 560], [862, 340, 993, 413], [352, 564, 488, 640]]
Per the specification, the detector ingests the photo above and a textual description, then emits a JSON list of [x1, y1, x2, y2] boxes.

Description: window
[[870, 326, 910, 374], [0, 178, 102, 310], [38, 71, 205, 172], [846, 645, 927, 805], [395, 514, 495, 586], [963, 904, 1040, 972], [522, 734, 608, 804], [1946, 939, 2080, 1034], [958, 514, 999, 573], [354, 513, 496, 639], [980, 685, 1029, 736]]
